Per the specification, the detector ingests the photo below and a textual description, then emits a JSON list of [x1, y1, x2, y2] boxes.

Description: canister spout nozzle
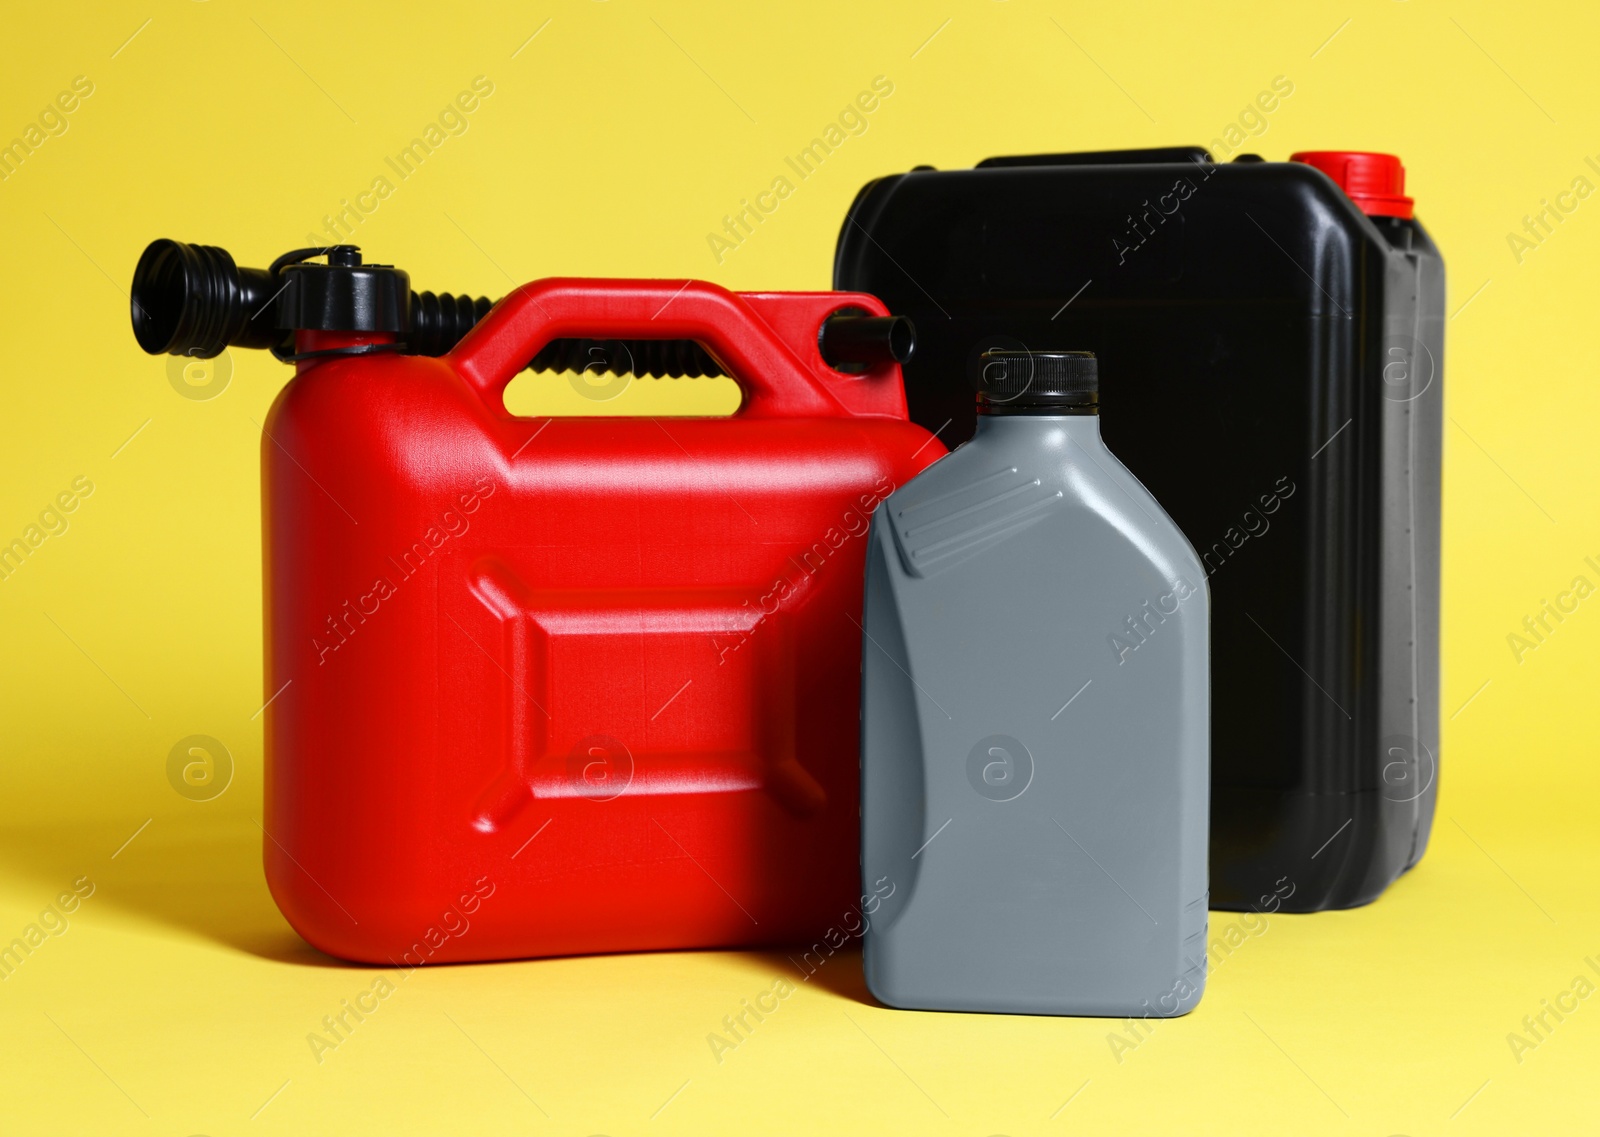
[[130, 239, 917, 381], [818, 314, 915, 369], [130, 239, 286, 357]]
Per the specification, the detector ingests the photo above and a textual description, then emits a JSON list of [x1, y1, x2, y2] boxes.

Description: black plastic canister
[[835, 148, 1444, 912]]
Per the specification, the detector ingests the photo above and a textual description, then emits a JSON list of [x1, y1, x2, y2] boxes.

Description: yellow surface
[[2, 1, 1597, 1133]]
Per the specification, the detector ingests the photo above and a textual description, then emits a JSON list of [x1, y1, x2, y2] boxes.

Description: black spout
[[818, 313, 916, 369], [131, 239, 284, 357]]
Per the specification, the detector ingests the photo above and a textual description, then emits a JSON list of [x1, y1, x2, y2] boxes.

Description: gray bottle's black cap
[[975, 350, 1098, 414]]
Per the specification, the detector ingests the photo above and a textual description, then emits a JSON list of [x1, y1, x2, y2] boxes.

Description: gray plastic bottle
[[860, 351, 1210, 1016]]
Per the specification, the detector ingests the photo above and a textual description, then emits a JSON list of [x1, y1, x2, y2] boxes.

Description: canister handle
[[449, 278, 851, 418]]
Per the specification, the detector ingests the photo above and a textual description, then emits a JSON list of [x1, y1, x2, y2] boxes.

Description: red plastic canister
[[260, 278, 942, 964]]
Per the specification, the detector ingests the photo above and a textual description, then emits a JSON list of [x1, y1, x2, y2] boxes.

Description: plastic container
[[837, 147, 1443, 912], [128, 241, 942, 962], [860, 351, 1209, 1015]]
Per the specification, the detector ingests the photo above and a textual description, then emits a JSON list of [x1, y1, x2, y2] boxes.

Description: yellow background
[[2, 1, 1597, 1133]]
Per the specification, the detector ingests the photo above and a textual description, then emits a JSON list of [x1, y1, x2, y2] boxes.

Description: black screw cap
[[976, 350, 1098, 414]]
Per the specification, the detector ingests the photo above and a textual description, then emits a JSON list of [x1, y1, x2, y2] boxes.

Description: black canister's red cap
[[1291, 151, 1414, 219]]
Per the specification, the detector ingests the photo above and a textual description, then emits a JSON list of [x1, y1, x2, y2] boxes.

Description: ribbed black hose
[[131, 241, 737, 378], [408, 291, 495, 357], [406, 291, 726, 378], [529, 337, 723, 378]]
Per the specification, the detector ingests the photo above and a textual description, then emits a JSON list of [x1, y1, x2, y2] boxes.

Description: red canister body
[[260, 278, 942, 964]]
